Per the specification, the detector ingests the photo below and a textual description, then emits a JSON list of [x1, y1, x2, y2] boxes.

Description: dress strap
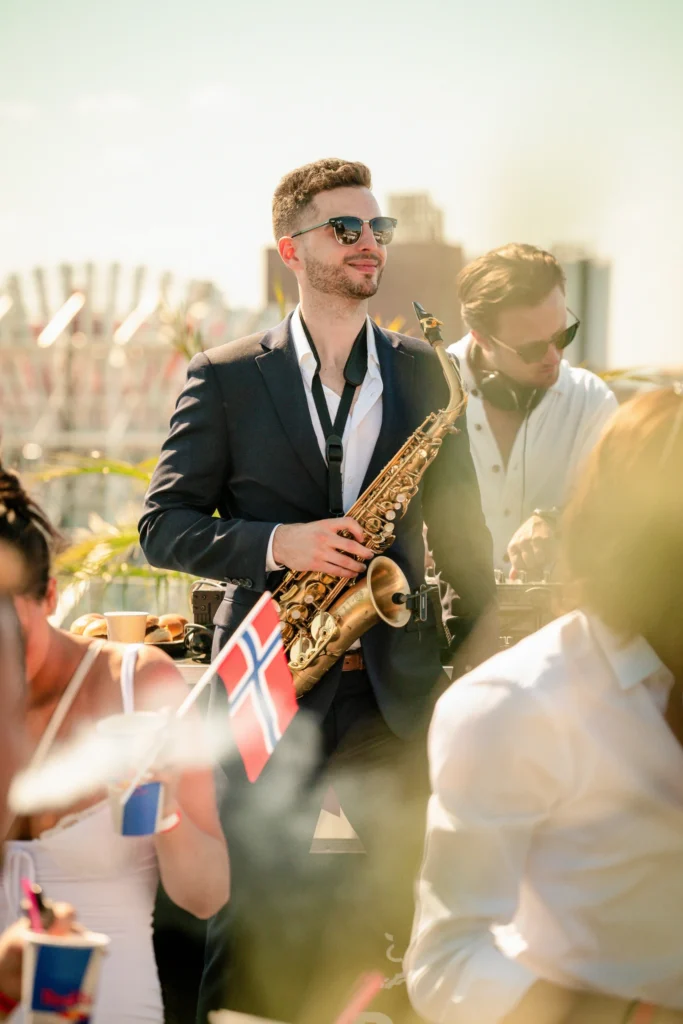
[[120, 644, 142, 714], [30, 639, 106, 771]]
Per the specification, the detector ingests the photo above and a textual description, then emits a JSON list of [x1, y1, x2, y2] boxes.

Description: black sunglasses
[[291, 216, 398, 246], [489, 316, 581, 365]]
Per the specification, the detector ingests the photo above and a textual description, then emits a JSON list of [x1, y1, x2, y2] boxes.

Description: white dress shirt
[[265, 305, 383, 571], [406, 610, 683, 1024], [447, 335, 618, 570]]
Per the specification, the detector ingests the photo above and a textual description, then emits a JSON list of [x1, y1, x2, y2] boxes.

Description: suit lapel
[[359, 324, 415, 493], [256, 315, 328, 498]]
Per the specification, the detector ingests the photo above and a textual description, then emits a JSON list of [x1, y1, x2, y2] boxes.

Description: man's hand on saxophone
[[271, 517, 374, 578]]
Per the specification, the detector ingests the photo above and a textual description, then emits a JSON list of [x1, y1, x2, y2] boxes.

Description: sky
[[1, 0, 682, 366]]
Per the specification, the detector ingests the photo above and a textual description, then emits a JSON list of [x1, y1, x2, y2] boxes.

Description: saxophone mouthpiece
[[413, 301, 444, 345]]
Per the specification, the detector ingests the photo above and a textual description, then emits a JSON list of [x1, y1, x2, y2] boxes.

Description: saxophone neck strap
[[300, 315, 368, 517]]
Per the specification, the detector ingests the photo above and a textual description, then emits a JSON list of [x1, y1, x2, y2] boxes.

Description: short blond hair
[[457, 243, 566, 335]]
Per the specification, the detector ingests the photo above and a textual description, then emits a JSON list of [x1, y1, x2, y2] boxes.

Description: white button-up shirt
[[447, 335, 618, 570], [265, 306, 383, 571], [406, 610, 683, 1024]]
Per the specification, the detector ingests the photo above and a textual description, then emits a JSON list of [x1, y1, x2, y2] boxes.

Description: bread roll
[[70, 612, 105, 636], [158, 614, 187, 640], [83, 617, 108, 639], [144, 626, 172, 644], [145, 615, 159, 635]]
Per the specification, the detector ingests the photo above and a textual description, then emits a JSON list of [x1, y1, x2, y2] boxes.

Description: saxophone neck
[[436, 344, 467, 417], [413, 301, 467, 418]]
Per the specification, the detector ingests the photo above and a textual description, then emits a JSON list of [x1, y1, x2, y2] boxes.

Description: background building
[[0, 262, 273, 528], [553, 246, 611, 369]]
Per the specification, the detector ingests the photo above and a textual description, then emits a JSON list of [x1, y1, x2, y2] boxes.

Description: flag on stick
[[213, 591, 299, 782], [119, 592, 298, 799]]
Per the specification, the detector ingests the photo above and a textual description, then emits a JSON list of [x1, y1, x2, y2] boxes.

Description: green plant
[[158, 302, 207, 360]]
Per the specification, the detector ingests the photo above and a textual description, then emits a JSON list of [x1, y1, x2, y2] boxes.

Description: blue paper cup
[[108, 777, 168, 836], [22, 929, 109, 1023]]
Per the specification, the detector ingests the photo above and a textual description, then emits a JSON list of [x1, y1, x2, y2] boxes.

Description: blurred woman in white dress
[[0, 465, 230, 1022]]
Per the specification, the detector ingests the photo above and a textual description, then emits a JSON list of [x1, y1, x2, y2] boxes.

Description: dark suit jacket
[[139, 314, 494, 738]]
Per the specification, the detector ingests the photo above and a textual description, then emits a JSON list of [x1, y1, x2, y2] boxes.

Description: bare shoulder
[[132, 642, 184, 682], [101, 640, 187, 712]]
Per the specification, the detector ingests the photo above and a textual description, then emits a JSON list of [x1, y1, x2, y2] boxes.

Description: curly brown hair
[[0, 462, 63, 599], [272, 158, 372, 241], [457, 243, 566, 336]]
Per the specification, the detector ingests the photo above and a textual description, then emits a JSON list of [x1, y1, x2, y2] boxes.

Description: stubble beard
[[302, 253, 383, 300]]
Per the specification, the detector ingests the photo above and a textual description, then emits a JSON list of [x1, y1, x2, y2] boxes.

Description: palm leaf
[[54, 525, 141, 576], [29, 456, 153, 485]]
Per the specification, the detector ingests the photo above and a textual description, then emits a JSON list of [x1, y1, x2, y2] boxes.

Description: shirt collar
[[451, 333, 569, 397], [291, 305, 379, 382], [588, 614, 675, 693]]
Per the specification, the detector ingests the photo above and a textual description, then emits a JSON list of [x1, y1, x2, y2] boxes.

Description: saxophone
[[273, 302, 467, 696]]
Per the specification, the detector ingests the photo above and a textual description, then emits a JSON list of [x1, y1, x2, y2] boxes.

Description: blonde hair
[[562, 386, 683, 655], [457, 243, 565, 335]]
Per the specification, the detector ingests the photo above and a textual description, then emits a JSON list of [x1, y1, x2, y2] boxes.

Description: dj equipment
[[495, 572, 564, 648], [184, 579, 226, 663]]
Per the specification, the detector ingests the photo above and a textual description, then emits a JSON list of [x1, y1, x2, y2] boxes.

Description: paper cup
[[103, 611, 147, 643], [96, 711, 171, 835], [22, 929, 109, 1023], [108, 777, 169, 836]]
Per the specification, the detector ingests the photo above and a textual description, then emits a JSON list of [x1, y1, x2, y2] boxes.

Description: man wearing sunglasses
[[140, 158, 496, 1022], [447, 243, 618, 579]]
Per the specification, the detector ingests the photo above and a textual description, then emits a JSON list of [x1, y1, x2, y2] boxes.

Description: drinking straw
[[21, 879, 45, 933], [120, 653, 225, 806], [332, 971, 385, 1024]]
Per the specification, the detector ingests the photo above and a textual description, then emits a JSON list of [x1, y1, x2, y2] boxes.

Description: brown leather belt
[[342, 650, 365, 672]]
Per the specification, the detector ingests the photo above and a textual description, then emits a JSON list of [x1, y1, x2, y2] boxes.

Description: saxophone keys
[[310, 611, 339, 643], [303, 581, 326, 603], [385, 509, 396, 521], [284, 603, 308, 624], [280, 583, 300, 603], [289, 634, 315, 669]]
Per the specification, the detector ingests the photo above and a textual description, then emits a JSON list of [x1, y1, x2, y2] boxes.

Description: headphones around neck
[[470, 344, 545, 414]]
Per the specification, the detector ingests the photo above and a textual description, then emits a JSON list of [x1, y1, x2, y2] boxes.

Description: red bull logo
[[39, 986, 93, 1019]]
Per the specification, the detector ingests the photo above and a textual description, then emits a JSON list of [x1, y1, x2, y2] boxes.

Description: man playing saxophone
[[139, 157, 496, 1022]]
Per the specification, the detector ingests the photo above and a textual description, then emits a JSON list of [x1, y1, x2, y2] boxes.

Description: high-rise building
[[264, 193, 465, 340], [553, 247, 611, 369]]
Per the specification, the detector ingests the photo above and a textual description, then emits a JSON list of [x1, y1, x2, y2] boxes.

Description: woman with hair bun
[[0, 464, 229, 1023]]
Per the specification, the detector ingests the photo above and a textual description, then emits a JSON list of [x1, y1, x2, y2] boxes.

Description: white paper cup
[[104, 611, 147, 643], [22, 928, 110, 1023]]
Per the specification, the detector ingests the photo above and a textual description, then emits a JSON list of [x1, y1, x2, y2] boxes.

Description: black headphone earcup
[[477, 372, 522, 412]]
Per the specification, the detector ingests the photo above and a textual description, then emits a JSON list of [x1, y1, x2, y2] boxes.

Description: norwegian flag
[[214, 591, 299, 782]]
